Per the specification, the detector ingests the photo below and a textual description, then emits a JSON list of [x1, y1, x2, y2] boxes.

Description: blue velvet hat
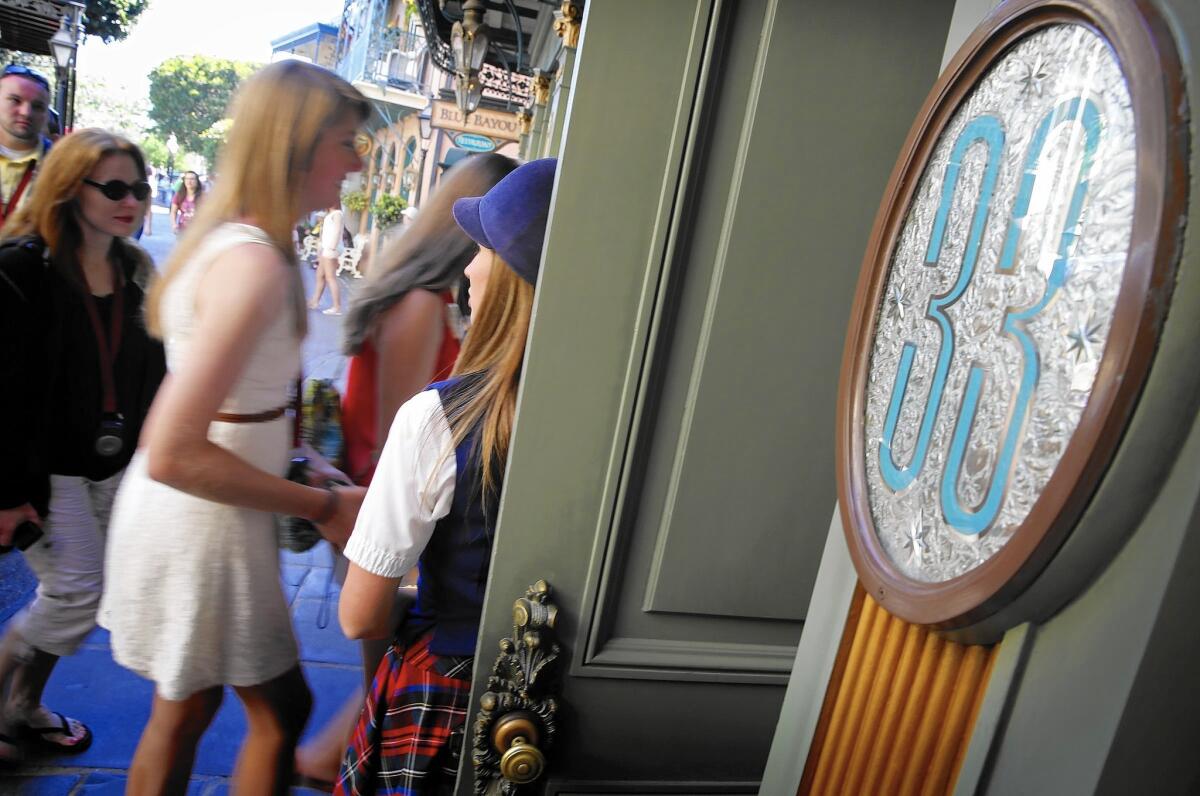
[[452, 157, 557, 285]]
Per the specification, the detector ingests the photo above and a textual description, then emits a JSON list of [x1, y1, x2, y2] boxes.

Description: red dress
[[342, 291, 460, 485]]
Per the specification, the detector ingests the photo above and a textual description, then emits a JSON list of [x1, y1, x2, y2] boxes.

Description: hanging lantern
[[451, 0, 489, 117]]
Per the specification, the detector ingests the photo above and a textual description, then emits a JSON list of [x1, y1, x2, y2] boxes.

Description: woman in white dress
[[307, 203, 344, 314], [98, 61, 369, 794]]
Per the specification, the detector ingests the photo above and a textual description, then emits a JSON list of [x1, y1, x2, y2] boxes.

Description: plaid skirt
[[335, 632, 473, 796]]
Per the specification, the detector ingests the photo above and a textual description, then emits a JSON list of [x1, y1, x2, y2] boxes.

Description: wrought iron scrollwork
[[473, 580, 561, 794], [414, 0, 456, 73]]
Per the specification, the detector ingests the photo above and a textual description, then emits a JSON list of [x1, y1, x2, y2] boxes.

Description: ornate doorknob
[[501, 741, 546, 783], [492, 712, 546, 783], [473, 581, 561, 793]]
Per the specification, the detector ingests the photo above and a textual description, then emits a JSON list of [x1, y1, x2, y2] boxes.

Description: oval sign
[[453, 132, 496, 153], [836, 0, 1187, 636]]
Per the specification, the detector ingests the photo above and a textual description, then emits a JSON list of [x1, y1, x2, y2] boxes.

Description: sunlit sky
[[77, 0, 345, 101]]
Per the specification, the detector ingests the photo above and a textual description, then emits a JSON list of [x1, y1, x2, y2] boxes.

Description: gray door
[[461, 1, 956, 791]]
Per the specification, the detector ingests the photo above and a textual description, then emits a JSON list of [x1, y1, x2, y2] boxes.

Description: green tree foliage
[[84, 0, 151, 44], [197, 117, 232, 166], [139, 134, 167, 168], [74, 76, 149, 139], [147, 56, 257, 156]]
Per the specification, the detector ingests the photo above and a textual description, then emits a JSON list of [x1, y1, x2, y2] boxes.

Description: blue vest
[[407, 377, 498, 657]]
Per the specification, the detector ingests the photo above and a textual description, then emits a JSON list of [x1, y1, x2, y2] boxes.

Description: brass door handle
[[473, 581, 562, 793], [493, 712, 546, 783]]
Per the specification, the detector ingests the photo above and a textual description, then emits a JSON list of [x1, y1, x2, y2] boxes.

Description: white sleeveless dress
[[99, 223, 303, 700]]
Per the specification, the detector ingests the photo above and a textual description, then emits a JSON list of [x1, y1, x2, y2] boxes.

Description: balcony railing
[[366, 28, 426, 91]]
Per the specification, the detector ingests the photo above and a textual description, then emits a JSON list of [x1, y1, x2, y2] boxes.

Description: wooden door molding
[[575, 0, 807, 685]]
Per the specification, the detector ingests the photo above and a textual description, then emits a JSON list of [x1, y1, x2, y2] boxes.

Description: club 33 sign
[[837, 0, 1188, 638]]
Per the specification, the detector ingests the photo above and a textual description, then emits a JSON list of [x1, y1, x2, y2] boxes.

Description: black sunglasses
[[2, 64, 50, 92], [83, 178, 152, 202]]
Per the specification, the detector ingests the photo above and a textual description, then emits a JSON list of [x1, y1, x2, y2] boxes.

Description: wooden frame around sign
[[836, 0, 1189, 631]]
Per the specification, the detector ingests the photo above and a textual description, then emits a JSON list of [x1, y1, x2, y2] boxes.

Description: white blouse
[[320, 209, 344, 254], [343, 388, 457, 578]]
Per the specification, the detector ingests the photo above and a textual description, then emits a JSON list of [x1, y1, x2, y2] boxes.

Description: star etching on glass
[[1066, 313, 1103, 363], [885, 280, 912, 324], [903, 511, 927, 565], [1019, 55, 1050, 96]]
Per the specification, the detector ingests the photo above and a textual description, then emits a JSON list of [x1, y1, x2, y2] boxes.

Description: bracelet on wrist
[[310, 486, 339, 525]]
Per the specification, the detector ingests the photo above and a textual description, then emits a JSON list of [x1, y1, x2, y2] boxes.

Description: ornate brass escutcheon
[[473, 580, 561, 794]]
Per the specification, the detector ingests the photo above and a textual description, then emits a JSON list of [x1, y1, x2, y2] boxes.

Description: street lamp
[[47, 15, 76, 126], [166, 133, 179, 182], [412, 102, 435, 208], [48, 16, 74, 68], [418, 103, 432, 144], [450, 0, 488, 117]]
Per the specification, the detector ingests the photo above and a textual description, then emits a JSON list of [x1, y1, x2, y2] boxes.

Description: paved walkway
[[0, 205, 365, 794]]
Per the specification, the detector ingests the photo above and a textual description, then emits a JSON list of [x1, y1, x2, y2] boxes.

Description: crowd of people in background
[[0, 57, 558, 796]]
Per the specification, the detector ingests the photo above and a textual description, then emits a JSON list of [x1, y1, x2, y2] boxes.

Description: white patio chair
[[301, 234, 320, 266], [337, 235, 367, 279]]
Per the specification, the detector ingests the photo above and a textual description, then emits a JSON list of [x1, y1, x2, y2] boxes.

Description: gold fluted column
[[799, 588, 998, 796], [543, 0, 581, 158], [527, 69, 552, 159], [516, 109, 534, 160]]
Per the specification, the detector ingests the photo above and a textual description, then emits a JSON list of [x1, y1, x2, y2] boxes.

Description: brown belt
[[214, 405, 289, 424]]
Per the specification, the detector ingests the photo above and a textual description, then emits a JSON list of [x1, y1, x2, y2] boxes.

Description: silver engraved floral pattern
[[863, 24, 1135, 583]]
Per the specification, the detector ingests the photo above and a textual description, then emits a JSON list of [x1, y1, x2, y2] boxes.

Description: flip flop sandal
[[21, 711, 92, 756]]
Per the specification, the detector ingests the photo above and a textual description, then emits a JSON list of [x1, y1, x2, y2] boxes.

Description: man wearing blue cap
[[0, 65, 52, 227]]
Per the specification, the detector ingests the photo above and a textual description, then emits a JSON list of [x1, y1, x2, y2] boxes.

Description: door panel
[[462, 0, 956, 789], [588, 0, 802, 682]]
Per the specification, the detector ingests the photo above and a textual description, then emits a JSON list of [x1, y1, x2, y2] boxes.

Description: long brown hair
[[172, 170, 203, 205], [146, 61, 369, 337], [3, 128, 151, 284], [443, 253, 535, 501], [342, 153, 516, 354]]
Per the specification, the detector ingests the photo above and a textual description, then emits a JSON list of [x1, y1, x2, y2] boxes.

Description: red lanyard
[[75, 259, 125, 414], [0, 161, 36, 223]]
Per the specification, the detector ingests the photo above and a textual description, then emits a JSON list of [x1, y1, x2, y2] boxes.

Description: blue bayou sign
[[835, 3, 1187, 634], [453, 132, 497, 152]]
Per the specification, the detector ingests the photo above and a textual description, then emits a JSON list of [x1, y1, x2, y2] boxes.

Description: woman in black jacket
[[0, 129, 165, 765]]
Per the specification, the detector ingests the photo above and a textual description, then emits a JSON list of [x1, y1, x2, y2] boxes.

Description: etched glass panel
[[863, 24, 1136, 583]]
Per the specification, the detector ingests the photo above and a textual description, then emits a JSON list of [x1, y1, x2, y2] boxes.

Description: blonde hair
[[3, 128, 151, 282], [445, 254, 535, 501], [146, 61, 369, 337]]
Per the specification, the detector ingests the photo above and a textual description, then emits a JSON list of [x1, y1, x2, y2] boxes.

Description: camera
[[278, 456, 350, 553], [94, 413, 125, 458], [0, 520, 43, 555]]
